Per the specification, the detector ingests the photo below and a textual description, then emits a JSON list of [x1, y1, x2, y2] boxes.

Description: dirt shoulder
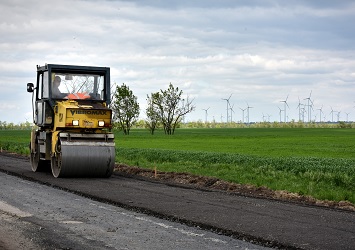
[[114, 163, 355, 212]]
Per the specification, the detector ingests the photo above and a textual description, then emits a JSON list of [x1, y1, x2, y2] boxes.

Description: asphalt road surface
[[0, 172, 268, 250], [0, 152, 354, 249]]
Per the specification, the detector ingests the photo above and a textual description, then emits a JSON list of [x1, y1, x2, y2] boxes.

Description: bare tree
[[151, 83, 195, 135]]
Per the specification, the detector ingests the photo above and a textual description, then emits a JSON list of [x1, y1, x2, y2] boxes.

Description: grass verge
[[116, 147, 355, 203]]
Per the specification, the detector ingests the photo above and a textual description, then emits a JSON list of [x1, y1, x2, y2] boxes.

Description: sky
[[1, 0, 355, 124]]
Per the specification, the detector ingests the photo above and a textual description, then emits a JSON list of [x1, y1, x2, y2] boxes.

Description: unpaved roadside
[[114, 164, 355, 212]]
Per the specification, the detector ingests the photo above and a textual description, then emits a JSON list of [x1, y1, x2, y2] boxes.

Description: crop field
[[1, 128, 354, 203]]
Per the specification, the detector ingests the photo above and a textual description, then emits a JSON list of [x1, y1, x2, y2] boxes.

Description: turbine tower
[[222, 94, 232, 123], [301, 106, 307, 122], [278, 107, 283, 123]]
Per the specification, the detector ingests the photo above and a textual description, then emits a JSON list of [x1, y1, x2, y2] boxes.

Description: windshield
[[51, 72, 105, 101]]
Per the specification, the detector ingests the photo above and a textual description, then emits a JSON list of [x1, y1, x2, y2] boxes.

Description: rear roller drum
[[30, 140, 50, 172], [51, 142, 63, 178]]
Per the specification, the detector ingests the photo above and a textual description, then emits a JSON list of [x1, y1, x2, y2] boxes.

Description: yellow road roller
[[27, 64, 115, 177]]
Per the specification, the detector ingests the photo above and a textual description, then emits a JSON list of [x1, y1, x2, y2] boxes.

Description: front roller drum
[[51, 139, 115, 178]]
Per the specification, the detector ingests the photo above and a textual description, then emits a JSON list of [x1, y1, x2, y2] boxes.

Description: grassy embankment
[[1, 128, 354, 203]]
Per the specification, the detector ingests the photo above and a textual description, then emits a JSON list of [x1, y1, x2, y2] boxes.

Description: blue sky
[[1, 0, 355, 123]]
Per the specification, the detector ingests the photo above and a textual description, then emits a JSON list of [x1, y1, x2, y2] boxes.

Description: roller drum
[[51, 135, 115, 178]]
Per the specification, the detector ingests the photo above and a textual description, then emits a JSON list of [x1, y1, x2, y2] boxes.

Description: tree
[[145, 93, 161, 135], [151, 83, 195, 135], [111, 83, 140, 135]]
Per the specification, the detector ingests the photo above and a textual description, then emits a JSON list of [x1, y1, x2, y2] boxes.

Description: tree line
[[0, 121, 32, 130], [111, 83, 195, 135]]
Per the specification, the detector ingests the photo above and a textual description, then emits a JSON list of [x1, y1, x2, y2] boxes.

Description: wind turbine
[[262, 113, 266, 122], [202, 107, 210, 123], [229, 103, 235, 123], [304, 91, 313, 122], [316, 105, 323, 123], [330, 107, 336, 122], [222, 94, 232, 123], [345, 112, 350, 122], [280, 94, 289, 123], [296, 97, 303, 122], [239, 107, 246, 123], [246, 102, 253, 124]]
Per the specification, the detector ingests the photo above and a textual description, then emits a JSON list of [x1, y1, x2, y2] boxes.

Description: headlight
[[72, 120, 79, 126], [98, 121, 105, 127]]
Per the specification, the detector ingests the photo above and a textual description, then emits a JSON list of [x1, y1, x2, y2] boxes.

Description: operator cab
[[27, 64, 110, 102], [27, 64, 111, 127]]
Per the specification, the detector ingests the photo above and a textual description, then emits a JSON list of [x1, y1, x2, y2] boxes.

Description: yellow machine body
[[54, 100, 112, 130]]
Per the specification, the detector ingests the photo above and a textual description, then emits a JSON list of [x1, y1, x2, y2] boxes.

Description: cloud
[[0, 0, 355, 123]]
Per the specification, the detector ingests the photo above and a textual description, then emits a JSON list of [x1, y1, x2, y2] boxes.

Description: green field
[[1, 128, 354, 203]]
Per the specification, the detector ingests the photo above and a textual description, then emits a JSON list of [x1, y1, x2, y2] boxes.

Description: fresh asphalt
[[0, 152, 354, 249]]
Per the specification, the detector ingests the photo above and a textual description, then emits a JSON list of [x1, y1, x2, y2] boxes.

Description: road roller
[[27, 64, 115, 177]]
